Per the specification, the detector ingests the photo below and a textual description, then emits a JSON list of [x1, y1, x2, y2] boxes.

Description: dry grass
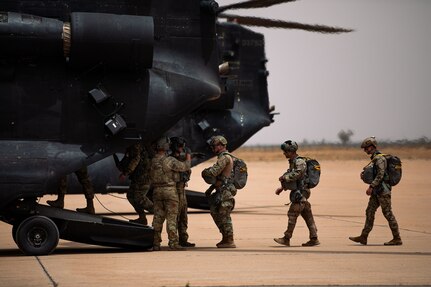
[[231, 145, 431, 161]]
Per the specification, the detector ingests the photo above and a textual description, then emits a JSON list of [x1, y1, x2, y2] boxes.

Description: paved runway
[[1, 160, 430, 286]]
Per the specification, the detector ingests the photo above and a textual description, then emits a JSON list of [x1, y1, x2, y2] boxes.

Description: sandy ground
[[1, 155, 430, 286]]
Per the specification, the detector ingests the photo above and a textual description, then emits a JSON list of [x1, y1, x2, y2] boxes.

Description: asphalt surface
[[1, 160, 430, 286]]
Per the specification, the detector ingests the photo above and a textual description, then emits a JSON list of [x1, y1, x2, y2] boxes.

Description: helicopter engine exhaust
[[0, 12, 154, 70]]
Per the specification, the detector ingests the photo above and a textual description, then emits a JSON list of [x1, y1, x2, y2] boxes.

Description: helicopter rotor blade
[[218, 14, 354, 34], [217, 0, 297, 14]]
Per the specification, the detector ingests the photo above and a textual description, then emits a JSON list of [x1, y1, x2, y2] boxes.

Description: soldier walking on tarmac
[[47, 166, 95, 214], [202, 135, 237, 248], [273, 140, 319, 247], [349, 136, 402, 246], [150, 137, 191, 251]]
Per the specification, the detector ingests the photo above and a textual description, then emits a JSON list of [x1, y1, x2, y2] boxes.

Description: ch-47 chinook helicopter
[[0, 0, 352, 255]]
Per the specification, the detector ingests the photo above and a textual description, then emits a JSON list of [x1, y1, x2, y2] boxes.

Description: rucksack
[[298, 157, 321, 189], [362, 154, 402, 186], [222, 152, 248, 189]]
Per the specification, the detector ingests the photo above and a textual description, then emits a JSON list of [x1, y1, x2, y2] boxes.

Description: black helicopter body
[[0, 0, 351, 255]]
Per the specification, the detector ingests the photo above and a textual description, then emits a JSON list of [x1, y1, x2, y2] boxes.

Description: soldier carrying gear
[[202, 135, 237, 248], [274, 140, 319, 247], [349, 136, 402, 246], [150, 136, 191, 251]]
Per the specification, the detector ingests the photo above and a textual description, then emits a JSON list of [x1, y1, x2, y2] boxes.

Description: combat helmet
[[170, 136, 186, 151], [210, 135, 227, 146], [155, 136, 171, 151], [360, 136, 377, 148], [281, 140, 298, 152]]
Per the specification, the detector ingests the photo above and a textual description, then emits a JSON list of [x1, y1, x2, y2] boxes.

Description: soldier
[[273, 140, 320, 247], [202, 135, 237, 248], [170, 136, 195, 247], [47, 166, 95, 214], [150, 137, 191, 251], [349, 137, 402, 246], [117, 142, 154, 225]]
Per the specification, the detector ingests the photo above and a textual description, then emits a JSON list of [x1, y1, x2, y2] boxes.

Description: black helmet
[[170, 136, 186, 150], [281, 140, 298, 152]]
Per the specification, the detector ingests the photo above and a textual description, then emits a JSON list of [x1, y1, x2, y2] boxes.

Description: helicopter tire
[[11, 224, 19, 244], [16, 216, 59, 256]]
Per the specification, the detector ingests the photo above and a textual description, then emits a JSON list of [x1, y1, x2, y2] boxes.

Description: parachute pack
[[299, 157, 321, 189], [362, 154, 402, 186], [223, 152, 248, 189]]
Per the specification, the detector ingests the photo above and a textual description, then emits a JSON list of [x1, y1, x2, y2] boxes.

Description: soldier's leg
[[130, 182, 151, 224], [164, 189, 180, 248], [300, 201, 320, 246], [284, 202, 302, 239], [75, 167, 95, 214], [301, 201, 318, 239], [177, 185, 190, 244], [47, 176, 67, 208], [362, 195, 380, 237], [216, 199, 235, 248], [379, 194, 402, 244], [151, 189, 166, 248]]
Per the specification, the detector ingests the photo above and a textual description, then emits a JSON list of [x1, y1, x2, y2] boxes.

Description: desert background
[[1, 144, 431, 286]]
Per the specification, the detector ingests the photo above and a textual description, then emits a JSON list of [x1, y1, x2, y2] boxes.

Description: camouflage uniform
[[150, 153, 191, 248], [280, 156, 318, 241], [121, 143, 154, 221], [361, 151, 400, 239], [173, 153, 192, 245], [202, 152, 236, 240]]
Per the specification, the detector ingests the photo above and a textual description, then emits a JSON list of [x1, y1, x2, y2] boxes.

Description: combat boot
[[384, 237, 403, 246], [76, 199, 95, 214], [129, 214, 148, 225], [216, 234, 227, 247], [47, 195, 65, 209], [217, 235, 236, 248], [168, 244, 186, 251], [349, 235, 368, 245], [302, 237, 320, 247], [152, 245, 161, 251], [274, 237, 290, 246], [179, 241, 196, 247]]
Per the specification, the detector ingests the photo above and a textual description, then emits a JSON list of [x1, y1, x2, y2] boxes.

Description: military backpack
[[222, 152, 248, 189], [299, 157, 321, 189], [362, 154, 402, 186]]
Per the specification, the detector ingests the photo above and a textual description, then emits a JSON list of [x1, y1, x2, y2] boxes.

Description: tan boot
[[384, 237, 403, 246], [274, 237, 290, 246], [216, 234, 227, 247], [168, 244, 186, 251], [47, 195, 65, 209], [217, 235, 236, 248], [302, 237, 320, 247], [349, 235, 367, 245], [76, 199, 95, 214]]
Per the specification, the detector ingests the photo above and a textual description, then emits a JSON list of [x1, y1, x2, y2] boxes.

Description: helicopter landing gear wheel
[[12, 224, 19, 244], [16, 216, 59, 256]]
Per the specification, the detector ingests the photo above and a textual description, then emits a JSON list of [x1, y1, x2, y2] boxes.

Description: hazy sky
[[217, 0, 431, 145]]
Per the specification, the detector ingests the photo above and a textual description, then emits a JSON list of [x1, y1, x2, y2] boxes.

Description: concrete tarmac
[[1, 159, 430, 286]]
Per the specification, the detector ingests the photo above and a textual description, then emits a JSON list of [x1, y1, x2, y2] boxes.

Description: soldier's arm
[[166, 156, 191, 172], [281, 158, 306, 183], [203, 156, 230, 177], [122, 143, 142, 175], [370, 156, 386, 188]]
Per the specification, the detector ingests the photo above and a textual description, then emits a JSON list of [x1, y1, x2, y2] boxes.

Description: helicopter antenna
[[218, 14, 354, 34], [217, 0, 296, 14]]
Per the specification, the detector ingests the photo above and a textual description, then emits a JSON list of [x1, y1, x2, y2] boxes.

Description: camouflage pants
[[127, 181, 154, 216], [177, 183, 189, 244], [210, 189, 235, 237], [362, 193, 400, 238], [152, 186, 179, 247], [284, 201, 318, 239], [57, 167, 94, 199]]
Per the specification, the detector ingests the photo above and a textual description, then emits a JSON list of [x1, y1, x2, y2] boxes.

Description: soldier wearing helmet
[[201, 135, 237, 248], [349, 137, 402, 246], [274, 140, 320, 247], [170, 136, 195, 248], [150, 137, 191, 251]]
